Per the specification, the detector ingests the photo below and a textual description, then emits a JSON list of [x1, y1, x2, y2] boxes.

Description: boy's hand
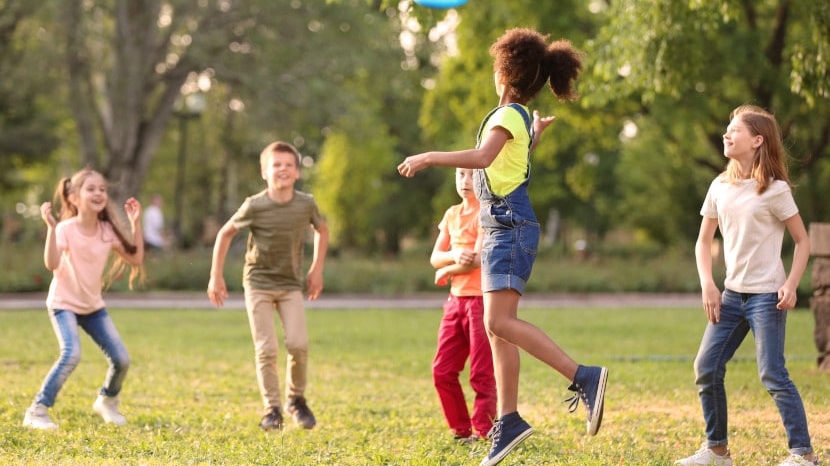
[[207, 276, 228, 307], [306, 270, 323, 301], [453, 249, 475, 267]]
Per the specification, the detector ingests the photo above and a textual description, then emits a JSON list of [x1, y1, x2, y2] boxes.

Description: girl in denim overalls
[[399, 28, 608, 466], [676, 106, 818, 466]]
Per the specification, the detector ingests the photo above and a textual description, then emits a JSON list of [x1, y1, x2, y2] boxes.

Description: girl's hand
[[397, 154, 428, 178], [701, 282, 722, 323], [40, 202, 57, 228], [435, 268, 451, 287], [124, 198, 142, 223], [776, 285, 798, 310], [532, 110, 556, 137]]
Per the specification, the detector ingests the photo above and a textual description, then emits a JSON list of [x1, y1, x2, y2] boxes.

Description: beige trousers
[[244, 288, 308, 409]]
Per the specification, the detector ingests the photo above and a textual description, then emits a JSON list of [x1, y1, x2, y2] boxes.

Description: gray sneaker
[[284, 396, 316, 429], [675, 444, 733, 466], [23, 402, 58, 430], [259, 406, 284, 431]]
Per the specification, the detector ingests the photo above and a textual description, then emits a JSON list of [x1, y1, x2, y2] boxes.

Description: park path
[[0, 291, 701, 310]]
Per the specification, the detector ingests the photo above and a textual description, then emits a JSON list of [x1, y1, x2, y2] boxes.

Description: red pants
[[432, 294, 496, 438]]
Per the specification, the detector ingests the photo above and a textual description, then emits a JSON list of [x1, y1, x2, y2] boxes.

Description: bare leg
[[485, 289, 579, 415]]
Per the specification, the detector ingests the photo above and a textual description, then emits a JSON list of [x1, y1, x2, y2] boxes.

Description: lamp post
[[172, 92, 206, 248]]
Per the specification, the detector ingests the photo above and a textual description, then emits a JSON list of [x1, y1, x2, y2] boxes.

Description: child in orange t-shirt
[[430, 167, 496, 443]]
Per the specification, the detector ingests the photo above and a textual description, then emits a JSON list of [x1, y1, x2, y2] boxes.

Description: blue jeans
[[693, 290, 813, 455], [35, 308, 130, 407]]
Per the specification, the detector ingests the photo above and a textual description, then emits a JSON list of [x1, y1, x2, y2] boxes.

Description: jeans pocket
[[518, 221, 540, 255]]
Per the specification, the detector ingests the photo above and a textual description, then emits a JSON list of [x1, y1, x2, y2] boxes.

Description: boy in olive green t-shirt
[[208, 141, 328, 431]]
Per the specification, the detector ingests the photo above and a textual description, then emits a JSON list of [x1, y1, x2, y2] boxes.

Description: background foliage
[[1, 0, 828, 286]]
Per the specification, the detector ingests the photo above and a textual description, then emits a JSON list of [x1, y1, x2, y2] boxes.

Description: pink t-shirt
[[46, 218, 119, 314]]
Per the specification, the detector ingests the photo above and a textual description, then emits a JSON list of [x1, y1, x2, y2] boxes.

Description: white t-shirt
[[143, 204, 165, 247], [700, 176, 799, 293]]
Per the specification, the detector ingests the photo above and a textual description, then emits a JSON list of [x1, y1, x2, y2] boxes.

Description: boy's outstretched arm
[[207, 220, 238, 307]]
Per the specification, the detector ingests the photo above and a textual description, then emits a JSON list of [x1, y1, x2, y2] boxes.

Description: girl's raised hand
[[40, 202, 57, 227], [532, 110, 556, 137], [124, 197, 142, 222]]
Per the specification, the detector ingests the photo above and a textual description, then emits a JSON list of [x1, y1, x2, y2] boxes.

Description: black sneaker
[[284, 396, 316, 429], [564, 365, 608, 436], [479, 412, 533, 466], [259, 406, 283, 431]]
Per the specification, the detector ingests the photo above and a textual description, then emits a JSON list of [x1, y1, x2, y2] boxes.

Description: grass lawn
[[0, 305, 827, 465]]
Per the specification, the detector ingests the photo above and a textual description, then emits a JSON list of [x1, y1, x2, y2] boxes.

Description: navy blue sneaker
[[565, 365, 608, 436], [479, 412, 533, 466]]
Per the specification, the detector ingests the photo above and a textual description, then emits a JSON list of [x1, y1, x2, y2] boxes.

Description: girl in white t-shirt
[[676, 105, 818, 466], [23, 168, 145, 430]]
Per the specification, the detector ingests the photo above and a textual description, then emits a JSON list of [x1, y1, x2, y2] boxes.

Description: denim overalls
[[473, 105, 540, 294]]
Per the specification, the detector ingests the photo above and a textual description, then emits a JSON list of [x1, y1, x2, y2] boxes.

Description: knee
[[113, 353, 130, 372], [483, 314, 506, 338], [59, 347, 81, 369]]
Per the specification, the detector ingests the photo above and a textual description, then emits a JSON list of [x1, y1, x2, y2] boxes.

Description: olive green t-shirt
[[231, 189, 324, 291]]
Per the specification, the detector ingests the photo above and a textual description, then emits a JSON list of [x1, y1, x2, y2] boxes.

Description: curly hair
[[490, 28, 584, 103]]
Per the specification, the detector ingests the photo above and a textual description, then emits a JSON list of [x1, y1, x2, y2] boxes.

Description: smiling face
[[70, 171, 109, 215], [261, 150, 300, 190], [723, 115, 763, 163]]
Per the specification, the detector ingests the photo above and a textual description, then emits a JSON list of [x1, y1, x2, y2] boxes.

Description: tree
[[0, 1, 60, 197], [585, 0, 830, 242], [57, 0, 273, 202]]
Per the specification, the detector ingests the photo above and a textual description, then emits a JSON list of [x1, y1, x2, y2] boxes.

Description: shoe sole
[[587, 367, 608, 436], [479, 427, 533, 466]]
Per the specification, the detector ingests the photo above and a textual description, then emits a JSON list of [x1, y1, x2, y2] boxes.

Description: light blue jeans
[[693, 290, 813, 455], [34, 308, 130, 407]]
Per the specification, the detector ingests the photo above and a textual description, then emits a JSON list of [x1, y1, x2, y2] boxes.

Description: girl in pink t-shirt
[[23, 168, 145, 430]]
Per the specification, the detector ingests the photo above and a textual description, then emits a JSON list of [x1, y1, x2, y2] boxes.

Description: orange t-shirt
[[46, 218, 119, 315], [438, 203, 482, 297]]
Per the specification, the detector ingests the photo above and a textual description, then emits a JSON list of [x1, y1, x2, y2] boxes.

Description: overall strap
[[475, 103, 534, 148]]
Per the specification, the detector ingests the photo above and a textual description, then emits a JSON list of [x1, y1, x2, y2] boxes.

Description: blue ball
[[413, 0, 468, 8]]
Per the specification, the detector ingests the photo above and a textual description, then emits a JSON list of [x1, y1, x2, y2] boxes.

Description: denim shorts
[[475, 172, 539, 294]]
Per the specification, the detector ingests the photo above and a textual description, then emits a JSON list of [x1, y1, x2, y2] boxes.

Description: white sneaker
[[779, 454, 820, 466], [22, 402, 58, 430], [675, 444, 732, 466], [93, 395, 127, 426]]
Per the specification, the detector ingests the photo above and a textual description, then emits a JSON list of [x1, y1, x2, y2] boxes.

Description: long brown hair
[[53, 168, 145, 289], [723, 105, 791, 194]]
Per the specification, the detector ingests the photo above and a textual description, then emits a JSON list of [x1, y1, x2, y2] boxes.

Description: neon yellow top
[[481, 105, 531, 197]]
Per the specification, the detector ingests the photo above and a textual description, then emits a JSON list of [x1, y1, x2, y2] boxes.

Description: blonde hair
[[723, 105, 790, 194], [53, 168, 145, 289]]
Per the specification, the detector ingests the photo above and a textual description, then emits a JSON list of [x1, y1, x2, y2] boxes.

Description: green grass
[[1, 306, 827, 465]]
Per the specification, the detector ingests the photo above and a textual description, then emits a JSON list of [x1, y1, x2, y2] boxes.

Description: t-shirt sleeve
[[700, 179, 719, 218], [55, 222, 68, 251], [768, 182, 799, 221], [308, 196, 325, 229], [230, 197, 254, 230], [485, 106, 525, 141], [437, 208, 451, 233]]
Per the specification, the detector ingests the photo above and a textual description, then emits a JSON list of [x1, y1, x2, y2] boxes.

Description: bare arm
[[116, 198, 145, 267], [306, 221, 329, 301], [398, 127, 510, 177], [207, 220, 239, 307], [778, 213, 809, 310], [695, 216, 721, 323], [40, 202, 60, 270]]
